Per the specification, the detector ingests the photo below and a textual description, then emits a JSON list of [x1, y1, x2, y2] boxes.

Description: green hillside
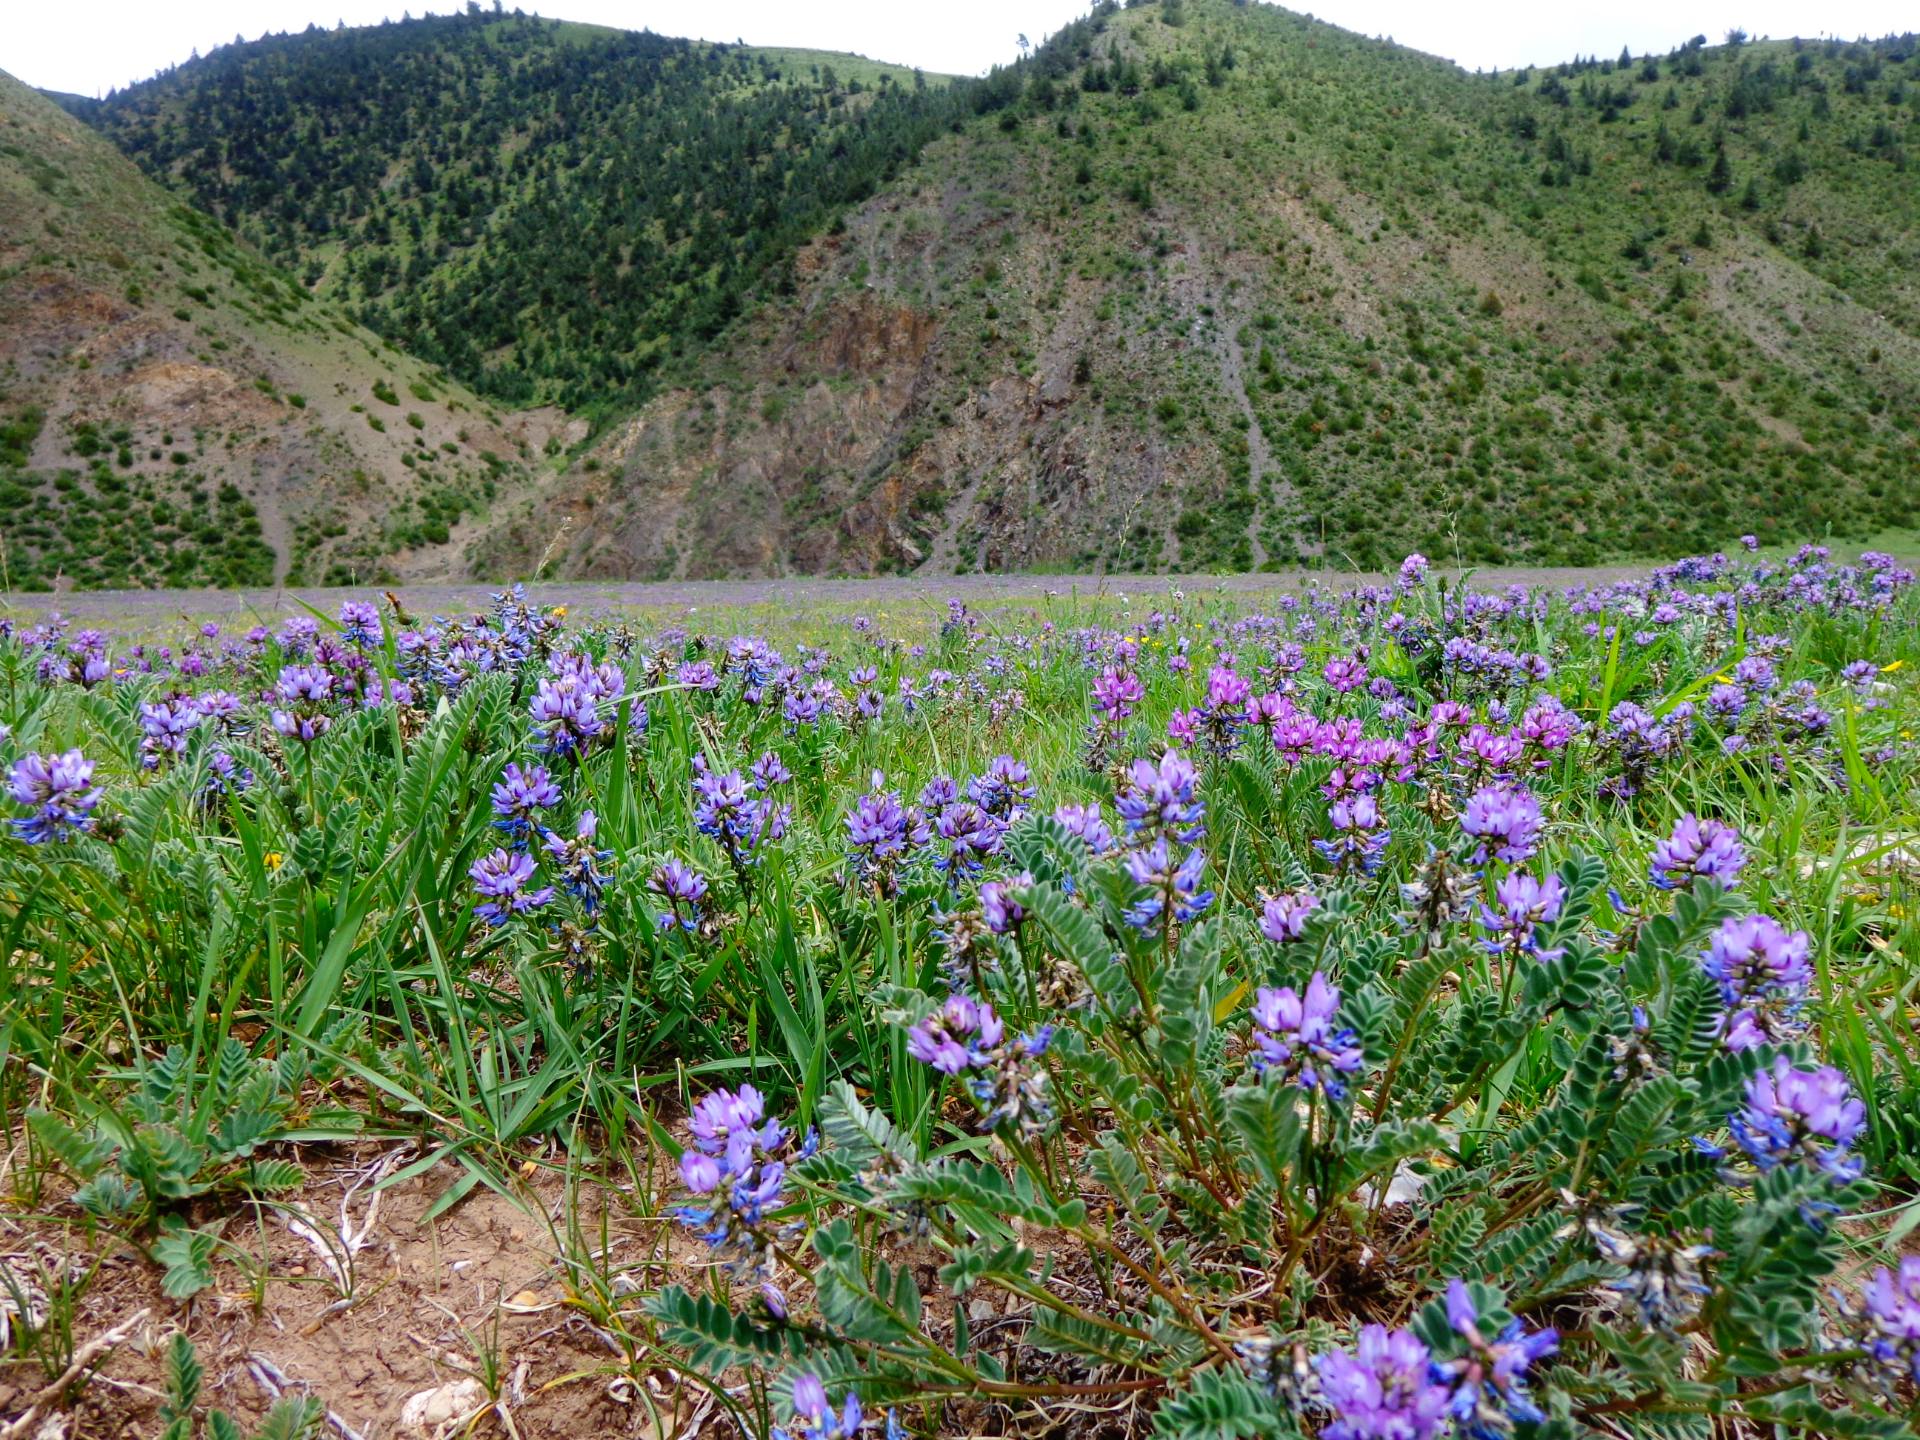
[[466, 0, 1919, 577], [28, 0, 1920, 583], [78, 11, 984, 410], [0, 69, 546, 590]]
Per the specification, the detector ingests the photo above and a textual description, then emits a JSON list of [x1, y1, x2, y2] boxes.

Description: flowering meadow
[[3, 545, 1920, 1439]]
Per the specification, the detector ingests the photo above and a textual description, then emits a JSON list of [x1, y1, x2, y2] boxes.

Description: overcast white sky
[[8, 0, 1915, 98]]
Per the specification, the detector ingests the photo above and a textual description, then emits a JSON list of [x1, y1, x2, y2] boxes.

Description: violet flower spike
[[469, 848, 555, 926], [1438, 1280, 1558, 1438], [1651, 814, 1747, 891]]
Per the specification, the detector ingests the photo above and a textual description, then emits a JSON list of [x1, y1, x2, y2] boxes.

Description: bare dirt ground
[[0, 564, 1654, 631], [0, 1142, 727, 1440]]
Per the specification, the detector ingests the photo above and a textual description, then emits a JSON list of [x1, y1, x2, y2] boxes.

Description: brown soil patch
[[0, 1146, 723, 1440]]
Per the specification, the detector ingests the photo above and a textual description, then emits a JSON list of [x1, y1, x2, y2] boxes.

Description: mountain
[[29, 2, 1920, 583], [0, 69, 556, 590], [470, 1, 1919, 576], [76, 11, 977, 411]]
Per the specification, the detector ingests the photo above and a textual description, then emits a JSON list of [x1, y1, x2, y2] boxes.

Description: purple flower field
[[3, 544, 1919, 1438]]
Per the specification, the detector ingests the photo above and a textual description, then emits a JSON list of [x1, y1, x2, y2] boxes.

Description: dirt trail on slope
[[1219, 319, 1276, 570]]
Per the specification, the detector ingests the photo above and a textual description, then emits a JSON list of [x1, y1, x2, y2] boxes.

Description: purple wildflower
[[651, 858, 709, 932], [338, 600, 381, 648], [1438, 1280, 1558, 1438], [530, 677, 602, 757], [1315, 793, 1390, 876], [1726, 1057, 1865, 1181], [1460, 784, 1543, 865], [200, 750, 253, 802], [542, 810, 611, 912], [772, 1375, 863, 1440], [1259, 889, 1321, 944], [1597, 702, 1688, 801], [1092, 667, 1144, 719], [138, 696, 202, 770], [931, 801, 999, 887], [1861, 1257, 1920, 1384], [1121, 837, 1214, 932], [693, 760, 789, 866], [1117, 750, 1206, 844], [1516, 698, 1581, 762], [750, 751, 792, 792], [919, 776, 959, 818], [1249, 973, 1362, 1098], [1703, 914, 1811, 1051], [470, 848, 555, 926], [1317, 1325, 1451, 1440], [7, 750, 102, 844], [271, 664, 333, 744], [1193, 665, 1254, 755], [1650, 814, 1747, 891], [979, 872, 1033, 934], [1323, 654, 1368, 693], [845, 780, 929, 893], [907, 994, 1052, 1136], [1479, 872, 1566, 960], [677, 660, 721, 692], [191, 689, 246, 733], [1272, 711, 1319, 767], [673, 1084, 814, 1277], [968, 755, 1035, 822], [1053, 802, 1116, 854], [491, 762, 562, 838]]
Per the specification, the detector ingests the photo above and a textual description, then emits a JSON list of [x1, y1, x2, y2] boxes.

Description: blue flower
[[541, 810, 612, 912], [1437, 1280, 1558, 1439], [529, 677, 602, 757], [1121, 837, 1214, 931], [1116, 750, 1206, 844], [338, 600, 382, 649], [1726, 1057, 1864, 1182], [1250, 973, 1363, 1098], [672, 1084, 815, 1277], [907, 994, 1052, 1137], [772, 1375, 862, 1440], [650, 858, 709, 932]]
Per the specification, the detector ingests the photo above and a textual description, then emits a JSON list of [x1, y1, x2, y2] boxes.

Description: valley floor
[[0, 564, 1659, 629]]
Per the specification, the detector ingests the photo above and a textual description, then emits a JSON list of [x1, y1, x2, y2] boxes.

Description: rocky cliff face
[[472, 142, 1248, 580]]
